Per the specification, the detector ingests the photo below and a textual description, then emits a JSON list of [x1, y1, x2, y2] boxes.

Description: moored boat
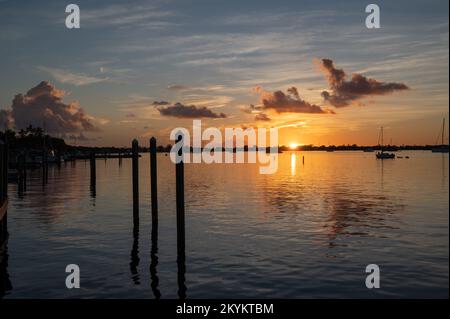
[[376, 127, 395, 159], [431, 117, 449, 153]]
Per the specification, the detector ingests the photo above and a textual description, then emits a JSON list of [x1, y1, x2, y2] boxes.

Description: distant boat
[[431, 117, 449, 153], [363, 147, 374, 152], [376, 127, 395, 159]]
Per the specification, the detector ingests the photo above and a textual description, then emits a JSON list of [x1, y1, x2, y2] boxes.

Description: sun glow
[[289, 143, 299, 150]]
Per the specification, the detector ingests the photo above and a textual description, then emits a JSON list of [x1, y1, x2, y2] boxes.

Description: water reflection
[[290, 153, 296, 175], [129, 215, 140, 285], [150, 219, 161, 299], [5, 152, 448, 298], [177, 250, 186, 299], [323, 190, 401, 246], [0, 216, 12, 299], [262, 153, 404, 248]]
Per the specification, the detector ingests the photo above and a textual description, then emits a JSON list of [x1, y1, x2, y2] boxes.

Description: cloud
[[253, 86, 334, 114], [81, 4, 174, 29], [167, 84, 188, 91], [7, 81, 99, 134], [38, 66, 108, 86], [152, 100, 170, 106], [157, 102, 227, 118], [254, 113, 271, 121], [320, 58, 409, 107]]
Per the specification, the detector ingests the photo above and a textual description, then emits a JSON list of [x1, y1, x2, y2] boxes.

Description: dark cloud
[[254, 113, 271, 121], [320, 58, 409, 107], [7, 81, 99, 134], [152, 100, 170, 106], [157, 102, 227, 118], [254, 86, 334, 114]]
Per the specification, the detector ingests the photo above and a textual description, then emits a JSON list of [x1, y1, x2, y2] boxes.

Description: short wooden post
[[302, 155, 305, 165], [42, 148, 48, 185], [0, 140, 8, 243], [23, 152, 27, 191], [150, 137, 158, 225], [56, 152, 62, 168], [0, 142, 5, 203], [18, 153, 25, 194], [90, 151, 96, 197], [3, 141, 8, 200], [132, 139, 139, 222]]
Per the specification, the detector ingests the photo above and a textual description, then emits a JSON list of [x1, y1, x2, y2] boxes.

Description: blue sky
[[0, 0, 448, 146]]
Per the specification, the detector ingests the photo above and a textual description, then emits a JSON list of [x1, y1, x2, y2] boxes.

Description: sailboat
[[376, 127, 395, 159], [431, 117, 449, 153]]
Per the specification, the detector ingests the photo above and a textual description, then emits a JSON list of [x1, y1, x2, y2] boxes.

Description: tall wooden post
[[175, 132, 185, 256], [175, 132, 186, 299], [132, 139, 139, 222], [149, 137, 160, 298], [150, 137, 158, 225]]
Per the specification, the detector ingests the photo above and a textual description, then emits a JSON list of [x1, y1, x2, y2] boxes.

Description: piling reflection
[[0, 216, 12, 299], [177, 248, 187, 299], [129, 209, 140, 285], [89, 181, 96, 199], [150, 219, 161, 299]]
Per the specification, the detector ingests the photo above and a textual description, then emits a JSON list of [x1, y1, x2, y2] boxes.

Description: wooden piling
[[90, 151, 96, 197], [302, 155, 305, 165], [23, 152, 27, 191], [175, 132, 185, 272], [0, 140, 8, 238], [150, 137, 158, 225], [132, 139, 139, 222], [42, 149, 48, 185], [18, 153, 25, 194]]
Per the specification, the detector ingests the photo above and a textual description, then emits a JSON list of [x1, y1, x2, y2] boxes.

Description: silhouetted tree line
[[1, 126, 447, 154], [0, 126, 68, 152]]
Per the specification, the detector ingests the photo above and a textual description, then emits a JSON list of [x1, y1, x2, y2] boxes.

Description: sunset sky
[[0, 0, 448, 147]]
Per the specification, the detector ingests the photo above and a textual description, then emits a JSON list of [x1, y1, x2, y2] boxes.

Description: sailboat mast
[[381, 126, 384, 152], [442, 118, 445, 145]]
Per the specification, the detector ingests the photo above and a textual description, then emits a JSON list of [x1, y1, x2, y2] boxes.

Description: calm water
[[1, 151, 448, 298]]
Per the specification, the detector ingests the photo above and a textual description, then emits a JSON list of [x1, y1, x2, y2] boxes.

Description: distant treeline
[[1, 127, 448, 154], [281, 144, 449, 152], [0, 127, 68, 152]]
